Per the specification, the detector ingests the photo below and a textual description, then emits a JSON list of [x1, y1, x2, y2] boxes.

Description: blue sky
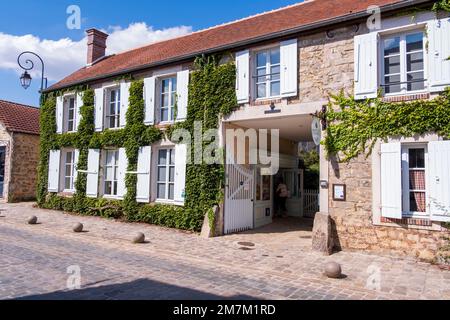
[[0, 0, 301, 107]]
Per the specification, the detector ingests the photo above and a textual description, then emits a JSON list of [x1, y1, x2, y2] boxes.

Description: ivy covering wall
[[324, 89, 450, 162], [36, 56, 236, 232]]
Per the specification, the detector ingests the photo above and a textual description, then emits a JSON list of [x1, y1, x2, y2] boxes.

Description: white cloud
[[0, 23, 192, 82]]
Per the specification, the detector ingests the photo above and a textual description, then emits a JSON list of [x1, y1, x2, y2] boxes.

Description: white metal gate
[[224, 161, 254, 234]]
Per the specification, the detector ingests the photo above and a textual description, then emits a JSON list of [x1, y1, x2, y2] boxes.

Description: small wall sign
[[333, 184, 346, 201]]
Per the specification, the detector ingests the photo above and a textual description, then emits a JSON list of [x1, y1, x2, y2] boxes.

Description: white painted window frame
[[253, 45, 281, 100], [380, 28, 428, 96], [372, 134, 443, 230], [158, 75, 177, 124], [104, 86, 121, 129], [63, 95, 77, 133], [102, 149, 119, 198], [401, 143, 429, 218], [61, 149, 76, 193], [155, 147, 175, 203]]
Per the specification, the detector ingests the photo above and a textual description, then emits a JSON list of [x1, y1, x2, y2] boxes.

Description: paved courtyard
[[0, 202, 450, 300]]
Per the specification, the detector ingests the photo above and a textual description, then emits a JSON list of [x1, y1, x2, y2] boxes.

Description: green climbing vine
[[36, 55, 237, 232], [432, 0, 450, 13], [324, 88, 450, 162]]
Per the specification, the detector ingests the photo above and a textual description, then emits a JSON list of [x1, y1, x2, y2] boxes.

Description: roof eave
[[43, 0, 433, 93]]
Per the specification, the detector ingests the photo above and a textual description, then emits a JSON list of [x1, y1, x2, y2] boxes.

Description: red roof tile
[[48, 0, 419, 91], [0, 100, 40, 135]]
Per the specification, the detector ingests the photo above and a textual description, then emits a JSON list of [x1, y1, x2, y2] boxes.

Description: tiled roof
[[48, 0, 419, 91], [0, 100, 40, 135]]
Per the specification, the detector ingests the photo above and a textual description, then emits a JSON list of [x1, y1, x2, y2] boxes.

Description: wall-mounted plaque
[[333, 184, 346, 201]]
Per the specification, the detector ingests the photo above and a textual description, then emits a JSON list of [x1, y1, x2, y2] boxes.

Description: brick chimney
[[86, 28, 109, 66]]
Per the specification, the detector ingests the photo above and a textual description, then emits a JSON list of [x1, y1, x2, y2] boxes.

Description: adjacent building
[[43, 0, 450, 260], [0, 100, 40, 202]]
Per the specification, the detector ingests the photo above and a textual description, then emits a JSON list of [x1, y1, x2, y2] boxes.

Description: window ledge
[[380, 216, 432, 227], [251, 98, 282, 106], [382, 92, 430, 103], [155, 200, 185, 207], [57, 192, 75, 198]]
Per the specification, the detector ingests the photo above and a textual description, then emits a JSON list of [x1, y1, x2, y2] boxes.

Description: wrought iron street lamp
[[17, 51, 47, 92]]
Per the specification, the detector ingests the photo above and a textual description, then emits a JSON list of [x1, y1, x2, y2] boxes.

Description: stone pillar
[[312, 211, 334, 255]]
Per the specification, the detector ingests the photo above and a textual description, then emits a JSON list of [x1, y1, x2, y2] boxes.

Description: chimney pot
[[86, 28, 109, 66]]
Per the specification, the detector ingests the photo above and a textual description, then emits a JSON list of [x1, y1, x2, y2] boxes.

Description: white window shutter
[[94, 88, 104, 132], [236, 50, 250, 104], [117, 148, 128, 199], [136, 146, 152, 203], [428, 141, 450, 222], [73, 149, 80, 189], [176, 70, 189, 121], [48, 150, 61, 193], [174, 144, 187, 204], [354, 32, 378, 100], [120, 82, 131, 128], [280, 39, 298, 98], [427, 18, 450, 93], [75, 92, 83, 131], [380, 142, 402, 219], [144, 77, 156, 125], [86, 149, 100, 198], [56, 96, 64, 134]]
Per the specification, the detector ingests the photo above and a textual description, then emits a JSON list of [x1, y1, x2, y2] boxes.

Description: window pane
[[384, 37, 400, 56], [270, 49, 280, 65], [410, 192, 426, 212], [161, 108, 169, 122], [171, 77, 177, 92], [65, 164, 72, 177], [158, 167, 167, 182], [257, 68, 266, 78], [407, 72, 425, 91], [162, 93, 169, 107], [409, 148, 425, 168], [406, 33, 423, 52], [169, 167, 175, 182], [157, 183, 166, 199], [271, 81, 280, 97], [409, 170, 426, 190], [104, 181, 112, 195], [65, 177, 72, 190], [162, 79, 170, 93], [407, 52, 424, 72], [257, 52, 267, 68], [170, 149, 175, 165], [384, 56, 400, 75], [257, 83, 266, 98], [106, 151, 114, 166], [384, 75, 401, 94], [168, 184, 175, 200], [158, 150, 167, 165], [171, 92, 177, 106], [271, 65, 280, 81]]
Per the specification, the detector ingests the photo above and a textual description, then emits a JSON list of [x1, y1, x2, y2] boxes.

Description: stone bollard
[[73, 223, 84, 233], [133, 232, 146, 244], [325, 262, 342, 279], [28, 216, 38, 225]]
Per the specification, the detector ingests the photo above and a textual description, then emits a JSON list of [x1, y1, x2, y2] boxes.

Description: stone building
[[42, 0, 450, 261], [0, 100, 40, 202]]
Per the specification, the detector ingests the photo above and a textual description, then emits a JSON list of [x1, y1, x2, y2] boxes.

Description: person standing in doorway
[[276, 178, 289, 218]]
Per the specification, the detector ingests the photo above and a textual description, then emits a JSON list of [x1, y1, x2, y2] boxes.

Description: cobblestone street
[[0, 203, 449, 300]]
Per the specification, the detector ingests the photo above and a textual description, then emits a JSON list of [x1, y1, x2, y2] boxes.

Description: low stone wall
[[8, 132, 40, 202]]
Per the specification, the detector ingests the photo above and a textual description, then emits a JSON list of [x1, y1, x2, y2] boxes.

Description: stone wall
[[328, 154, 450, 262], [294, 25, 355, 104], [0, 125, 12, 201], [8, 132, 40, 202]]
